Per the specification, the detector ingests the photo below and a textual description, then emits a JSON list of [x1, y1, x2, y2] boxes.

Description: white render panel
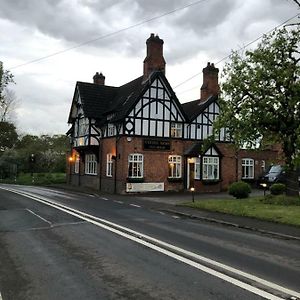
[[135, 119, 141, 135], [151, 87, 156, 97], [142, 100, 149, 118], [150, 120, 156, 136], [144, 90, 149, 97], [90, 137, 99, 145], [157, 79, 163, 88], [164, 122, 170, 137], [191, 124, 196, 139], [142, 120, 148, 135], [157, 121, 163, 136]]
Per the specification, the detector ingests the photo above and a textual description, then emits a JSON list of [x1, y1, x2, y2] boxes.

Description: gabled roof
[[77, 82, 118, 119], [184, 142, 223, 157], [182, 95, 218, 121], [68, 71, 189, 125]]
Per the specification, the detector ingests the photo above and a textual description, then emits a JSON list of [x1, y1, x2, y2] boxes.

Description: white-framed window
[[128, 154, 143, 178], [195, 157, 201, 179], [203, 156, 219, 180], [85, 154, 97, 175], [107, 124, 116, 136], [242, 158, 254, 179], [170, 122, 182, 138], [74, 154, 80, 174], [106, 154, 113, 177], [168, 155, 182, 178]]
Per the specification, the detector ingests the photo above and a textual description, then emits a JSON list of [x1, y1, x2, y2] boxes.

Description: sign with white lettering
[[143, 139, 170, 151], [126, 182, 164, 193]]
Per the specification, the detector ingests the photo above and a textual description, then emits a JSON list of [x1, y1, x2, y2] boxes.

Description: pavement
[[49, 184, 300, 241]]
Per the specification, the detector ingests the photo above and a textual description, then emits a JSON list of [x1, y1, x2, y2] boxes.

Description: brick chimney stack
[[93, 72, 105, 85], [200, 62, 219, 101], [143, 33, 166, 80]]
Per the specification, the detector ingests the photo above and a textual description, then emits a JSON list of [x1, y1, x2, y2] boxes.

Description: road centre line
[[2, 186, 299, 300], [114, 200, 124, 204], [129, 204, 141, 208]]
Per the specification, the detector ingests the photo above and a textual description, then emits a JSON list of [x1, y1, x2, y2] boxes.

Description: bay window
[[202, 157, 219, 180]]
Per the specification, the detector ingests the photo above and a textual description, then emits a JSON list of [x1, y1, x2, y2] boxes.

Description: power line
[[174, 12, 300, 91], [9, 0, 209, 70]]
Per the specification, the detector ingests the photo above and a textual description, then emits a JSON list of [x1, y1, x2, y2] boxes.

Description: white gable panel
[[184, 124, 189, 139], [150, 87, 156, 98], [144, 90, 149, 98], [90, 137, 99, 146], [135, 119, 141, 135], [157, 89, 164, 100], [156, 102, 164, 118], [164, 122, 170, 137], [142, 120, 148, 135], [157, 79, 163, 88], [157, 121, 163, 136], [150, 120, 156, 136], [191, 124, 196, 139], [142, 100, 149, 118]]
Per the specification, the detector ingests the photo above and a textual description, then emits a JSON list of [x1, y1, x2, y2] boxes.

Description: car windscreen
[[268, 165, 282, 174]]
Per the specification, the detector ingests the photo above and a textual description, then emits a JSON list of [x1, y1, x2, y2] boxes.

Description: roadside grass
[[181, 195, 300, 227], [0, 173, 66, 185]]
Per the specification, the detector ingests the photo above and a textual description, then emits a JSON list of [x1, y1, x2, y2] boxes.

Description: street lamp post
[[190, 187, 195, 203]]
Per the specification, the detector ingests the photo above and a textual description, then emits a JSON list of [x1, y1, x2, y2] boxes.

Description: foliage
[[261, 194, 300, 206], [215, 27, 300, 170], [0, 134, 69, 178], [0, 121, 18, 152], [0, 62, 15, 121], [270, 183, 286, 195], [228, 181, 251, 199], [0, 172, 66, 185]]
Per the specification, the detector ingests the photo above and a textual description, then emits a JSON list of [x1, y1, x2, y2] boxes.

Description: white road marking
[[129, 204, 141, 208], [159, 212, 165, 215], [101, 197, 109, 201], [0, 291, 3, 300], [114, 200, 123, 204], [172, 215, 180, 219], [26, 209, 52, 225], [2, 186, 300, 300]]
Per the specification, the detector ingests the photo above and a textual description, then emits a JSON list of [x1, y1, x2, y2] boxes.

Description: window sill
[[84, 173, 98, 176], [127, 177, 144, 183], [202, 179, 220, 185], [168, 177, 182, 183]]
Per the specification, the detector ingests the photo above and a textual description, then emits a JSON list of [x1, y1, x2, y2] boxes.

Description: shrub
[[228, 181, 251, 199], [270, 183, 286, 195]]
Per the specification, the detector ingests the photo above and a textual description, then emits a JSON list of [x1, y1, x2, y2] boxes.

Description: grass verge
[[181, 196, 300, 227]]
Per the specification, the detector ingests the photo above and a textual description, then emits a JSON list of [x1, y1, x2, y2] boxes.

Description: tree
[[0, 121, 18, 152], [0, 62, 16, 122], [216, 27, 300, 195]]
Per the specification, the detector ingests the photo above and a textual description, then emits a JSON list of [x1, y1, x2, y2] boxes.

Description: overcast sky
[[0, 0, 298, 135]]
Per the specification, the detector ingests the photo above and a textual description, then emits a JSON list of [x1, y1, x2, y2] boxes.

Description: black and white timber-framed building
[[67, 34, 280, 194]]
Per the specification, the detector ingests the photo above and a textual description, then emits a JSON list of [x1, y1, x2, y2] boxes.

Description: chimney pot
[[200, 62, 219, 102], [143, 33, 166, 80], [93, 72, 105, 85]]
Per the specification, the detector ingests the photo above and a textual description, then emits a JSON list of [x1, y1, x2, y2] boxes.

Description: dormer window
[[170, 122, 182, 138]]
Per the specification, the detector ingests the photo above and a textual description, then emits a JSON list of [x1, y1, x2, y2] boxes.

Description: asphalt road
[[0, 185, 299, 300]]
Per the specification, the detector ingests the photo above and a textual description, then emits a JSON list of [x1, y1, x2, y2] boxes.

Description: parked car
[[257, 165, 286, 187]]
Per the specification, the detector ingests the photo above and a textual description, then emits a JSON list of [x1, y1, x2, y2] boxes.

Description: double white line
[[2, 186, 300, 300]]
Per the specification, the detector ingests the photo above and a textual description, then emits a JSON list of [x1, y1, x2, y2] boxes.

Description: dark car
[[258, 165, 286, 187]]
